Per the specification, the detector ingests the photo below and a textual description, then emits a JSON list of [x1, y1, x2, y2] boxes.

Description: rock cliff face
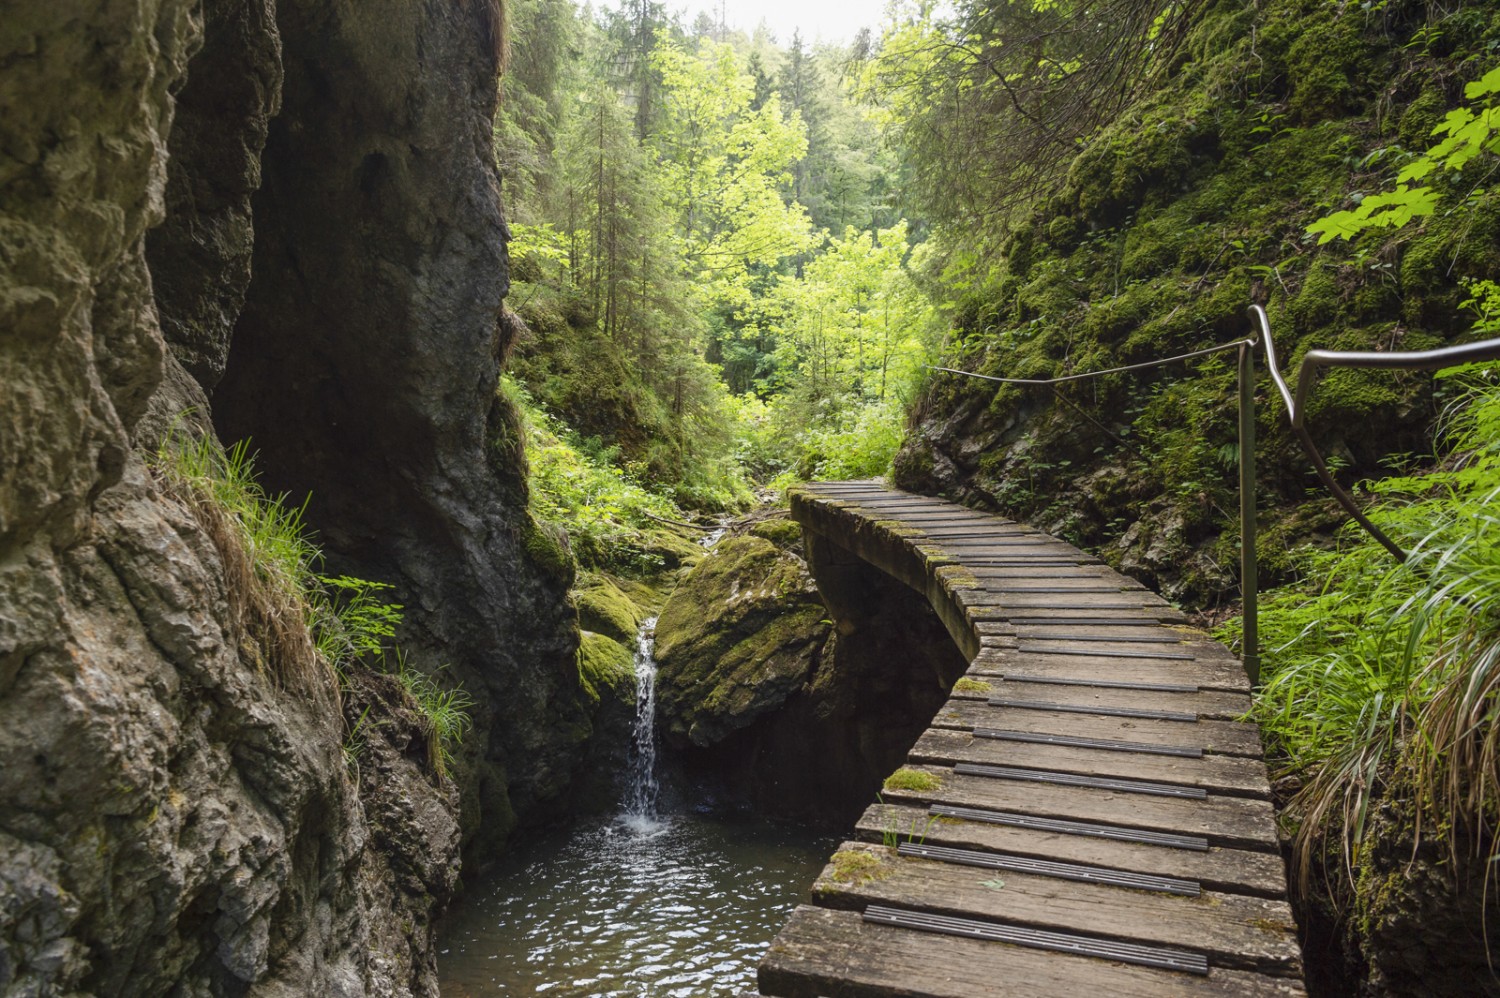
[[1, 0, 585, 993], [210, 0, 585, 855]]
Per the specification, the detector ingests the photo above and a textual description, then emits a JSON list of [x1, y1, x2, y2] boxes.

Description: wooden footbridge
[[756, 480, 1303, 997]]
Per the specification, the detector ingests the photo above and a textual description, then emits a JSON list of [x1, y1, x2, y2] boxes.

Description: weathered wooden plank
[[910, 728, 1269, 798], [857, 804, 1288, 897], [882, 766, 1279, 850], [811, 842, 1300, 976], [758, 906, 1307, 998], [949, 679, 1249, 720], [971, 648, 1251, 693], [934, 700, 1263, 757]]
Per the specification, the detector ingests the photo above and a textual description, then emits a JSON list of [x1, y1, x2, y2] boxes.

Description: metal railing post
[[1238, 341, 1260, 687]]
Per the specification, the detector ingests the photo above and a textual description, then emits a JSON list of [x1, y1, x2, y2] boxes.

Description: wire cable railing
[[928, 305, 1500, 686]]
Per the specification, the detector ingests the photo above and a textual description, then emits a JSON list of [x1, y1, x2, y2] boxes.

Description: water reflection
[[437, 809, 834, 996]]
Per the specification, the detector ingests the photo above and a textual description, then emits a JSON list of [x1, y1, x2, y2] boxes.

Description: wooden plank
[[857, 804, 1288, 898], [909, 729, 1270, 798], [759, 906, 1307, 998], [881, 766, 1279, 851], [812, 842, 1300, 976], [948, 679, 1249, 720], [934, 700, 1264, 757], [971, 649, 1251, 693]]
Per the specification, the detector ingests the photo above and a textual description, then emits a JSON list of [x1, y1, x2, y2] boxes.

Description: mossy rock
[[573, 572, 643, 645], [577, 631, 635, 709], [521, 516, 574, 588], [653, 532, 831, 747], [750, 517, 803, 548]]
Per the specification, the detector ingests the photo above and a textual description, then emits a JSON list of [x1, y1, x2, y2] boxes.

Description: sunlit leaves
[[1308, 63, 1500, 243]]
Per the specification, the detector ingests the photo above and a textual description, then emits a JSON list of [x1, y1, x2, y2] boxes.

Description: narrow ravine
[[436, 616, 836, 996]]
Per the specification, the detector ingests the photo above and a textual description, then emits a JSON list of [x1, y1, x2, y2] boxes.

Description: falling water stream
[[437, 616, 835, 996]]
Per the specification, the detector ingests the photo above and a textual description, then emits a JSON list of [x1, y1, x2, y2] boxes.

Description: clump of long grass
[[1245, 364, 1500, 890], [153, 430, 331, 698], [392, 652, 476, 779], [152, 427, 474, 780]]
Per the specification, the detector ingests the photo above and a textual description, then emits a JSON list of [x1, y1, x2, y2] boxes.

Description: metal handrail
[[1249, 304, 1500, 563], [927, 307, 1500, 686], [926, 338, 1254, 386]]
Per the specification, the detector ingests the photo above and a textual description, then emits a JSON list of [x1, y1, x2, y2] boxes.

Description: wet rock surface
[[1, 0, 582, 992]]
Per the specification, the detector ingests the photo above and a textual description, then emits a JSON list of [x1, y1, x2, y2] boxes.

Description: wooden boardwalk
[[757, 481, 1303, 997]]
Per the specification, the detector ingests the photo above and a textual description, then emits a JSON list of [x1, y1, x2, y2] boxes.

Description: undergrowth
[[152, 427, 472, 780], [504, 375, 714, 572], [1229, 353, 1500, 889]]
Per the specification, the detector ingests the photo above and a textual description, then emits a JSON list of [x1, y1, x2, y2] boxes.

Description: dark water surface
[[436, 808, 835, 996]]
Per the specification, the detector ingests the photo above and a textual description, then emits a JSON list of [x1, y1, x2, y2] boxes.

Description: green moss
[[883, 767, 943, 793], [828, 848, 894, 886], [577, 631, 634, 707], [750, 517, 803, 547], [522, 517, 574, 587], [573, 572, 643, 644], [953, 677, 992, 694]]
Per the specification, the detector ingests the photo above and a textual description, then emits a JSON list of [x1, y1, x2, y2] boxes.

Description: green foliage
[[312, 576, 403, 678], [1234, 359, 1500, 885], [393, 652, 476, 780], [151, 427, 473, 779], [1308, 64, 1500, 243], [500, 3, 939, 502], [505, 376, 719, 570]]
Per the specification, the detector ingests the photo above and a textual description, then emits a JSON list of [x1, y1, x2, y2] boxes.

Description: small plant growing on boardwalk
[[828, 849, 893, 886], [883, 767, 942, 793], [953, 677, 992, 694]]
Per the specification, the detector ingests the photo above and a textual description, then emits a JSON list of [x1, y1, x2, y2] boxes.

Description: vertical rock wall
[[212, 0, 585, 853], [2, 0, 585, 993]]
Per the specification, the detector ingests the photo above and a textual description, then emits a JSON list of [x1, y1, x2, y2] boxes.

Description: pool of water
[[436, 807, 836, 996]]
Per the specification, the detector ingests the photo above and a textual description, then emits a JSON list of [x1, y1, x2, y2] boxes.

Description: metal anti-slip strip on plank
[[999, 674, 1201, 693], [896, 842, 1202, 897], [1006, 614, 1160, 624], [928, 803, 1210, 851], [988, 697, 1199, 723], [861, 905, 1211, 975], [1022, 633, 1184, 644], [993, 603, 1162, 612], [1017, 645, 1196, 661], [955, 762, 1209, 799], [973, 726, 1204, 759], [982, 589, 1131, 597]]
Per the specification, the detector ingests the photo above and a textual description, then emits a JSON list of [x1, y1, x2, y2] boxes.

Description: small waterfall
[[624, 616, 661, 822]]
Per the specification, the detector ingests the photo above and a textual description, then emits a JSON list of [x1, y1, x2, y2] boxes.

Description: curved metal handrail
[[928, 307, 1500, 683], [1248, 305, 1500, 562]]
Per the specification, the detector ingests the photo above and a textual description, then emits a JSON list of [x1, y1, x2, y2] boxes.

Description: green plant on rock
[[1238, 363, 1500, 887], [1308, 65, 1500, 243], [152, 428, 329, 695], [393, 652, 475, 780]]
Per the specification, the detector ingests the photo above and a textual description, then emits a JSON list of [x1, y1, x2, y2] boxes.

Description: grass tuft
[[828, 849, 894, 886], [1235, 361, 1500, 890], [883, 767, 943, 793], [153, 429, 330, 698]]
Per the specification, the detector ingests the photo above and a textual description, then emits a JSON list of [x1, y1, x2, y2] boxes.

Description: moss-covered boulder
[[568, 630, 639, 809], [653, 523, 831, 748], [573, 572, 644, 644]]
